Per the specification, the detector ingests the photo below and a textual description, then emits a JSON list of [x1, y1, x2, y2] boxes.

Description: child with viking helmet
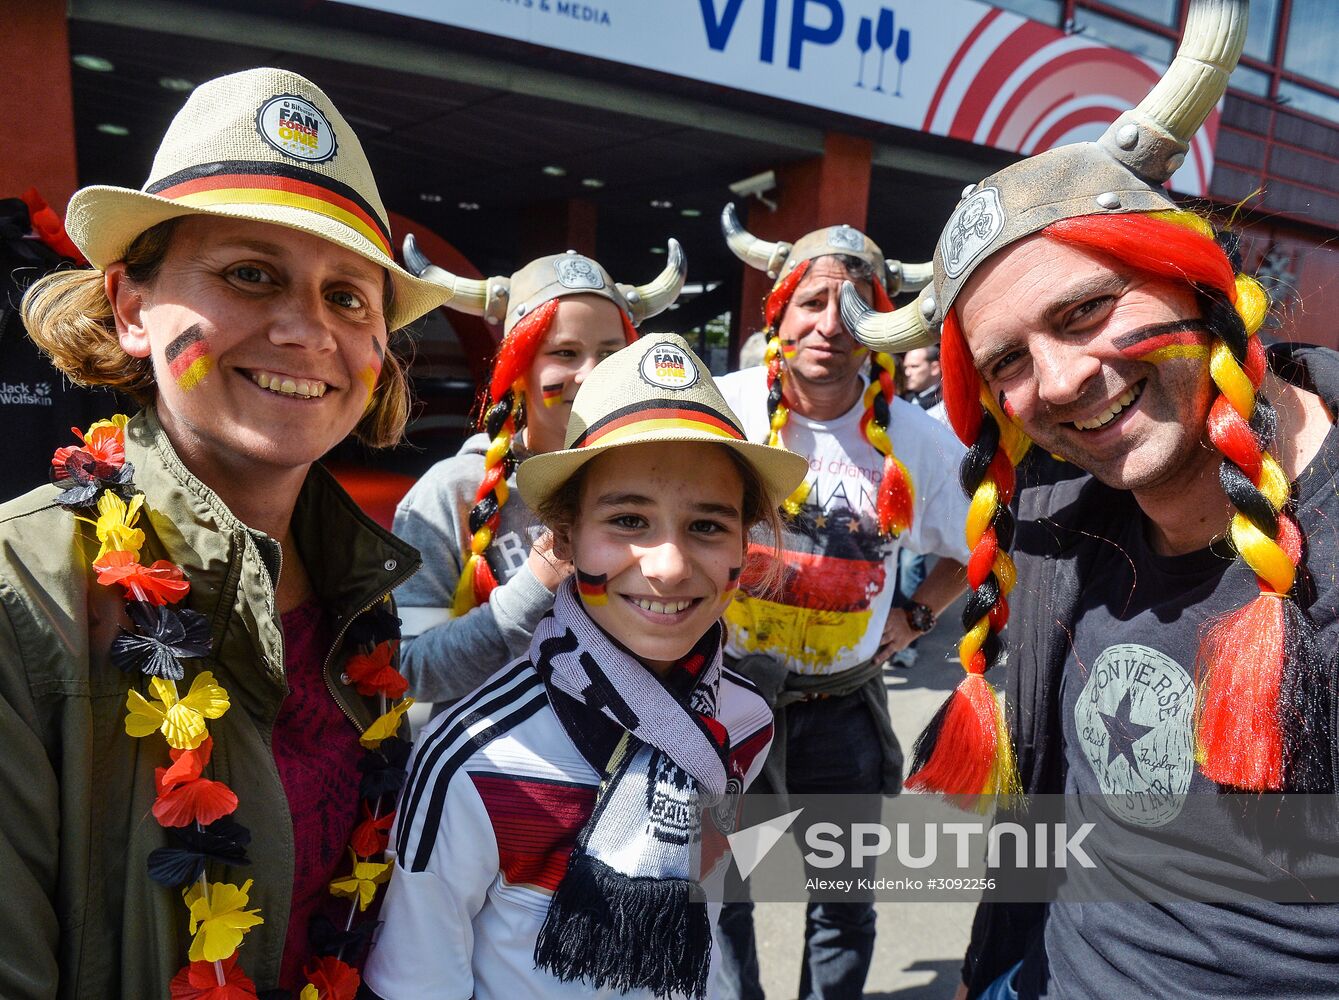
[[712, 210, 971, 998], [362, 334, 805, 999], [391, 241, 685, 704], [845, 1, 1339, 996], [2, 69, 455, 997]]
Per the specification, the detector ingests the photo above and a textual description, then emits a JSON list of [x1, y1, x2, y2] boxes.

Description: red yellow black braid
[[764, 260, 813, 515], [454, 298, 561, 615], [859, 349, 915, 536], [1045, 210, 1328, 792], [906, 306, 1028, 800]]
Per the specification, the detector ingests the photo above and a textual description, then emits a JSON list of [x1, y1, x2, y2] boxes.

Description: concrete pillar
[[518, 197, 598, 261], [3, 1, 79, 212], [734, 132, 872, 344]]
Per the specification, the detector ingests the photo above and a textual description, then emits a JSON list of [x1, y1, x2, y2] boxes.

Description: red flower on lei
[[168, 954, 256, 1000], [154, 736, 239, 828]]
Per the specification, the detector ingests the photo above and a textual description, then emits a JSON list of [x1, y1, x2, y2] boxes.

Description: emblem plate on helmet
[[941, 187, 1004, 279], [827, 225, 864, 253], [553, 255, 605, 290]]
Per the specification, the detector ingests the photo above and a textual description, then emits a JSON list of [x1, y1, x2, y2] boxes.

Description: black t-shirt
[[1034, 418, 1339, 999]]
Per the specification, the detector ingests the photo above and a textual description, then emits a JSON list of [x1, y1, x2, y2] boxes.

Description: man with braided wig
[[845, 1, 1339, 997], [714, 209, 971, 999], [392, 241, 685, 703]]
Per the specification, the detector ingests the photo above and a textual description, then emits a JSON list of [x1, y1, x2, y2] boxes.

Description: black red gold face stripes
[[723, 565, 742, 603], [359, 336, 386, 405], [1113, 319, 1210, 363], [576, 569, 608, 606], [570, 399, 745, 450], [542, 383, 565, 408], [164, 326, 211, 391]]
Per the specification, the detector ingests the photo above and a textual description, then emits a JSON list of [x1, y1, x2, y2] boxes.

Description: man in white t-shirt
[[714, 206, 970, 999]]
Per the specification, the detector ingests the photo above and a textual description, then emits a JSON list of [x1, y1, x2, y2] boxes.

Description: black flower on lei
[[111, 601, 211, 680], [51, 450, 137, 510]]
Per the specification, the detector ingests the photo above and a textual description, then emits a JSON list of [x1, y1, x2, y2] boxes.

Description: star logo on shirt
[[1098, 687, 1154, 777]]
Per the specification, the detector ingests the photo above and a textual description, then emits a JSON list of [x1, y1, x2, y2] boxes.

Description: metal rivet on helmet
[[1166, 152, 1186, 173], [625, 289, 642, 304], [921, 295, 937, 320], [1116, 124, 1140, 150], [516, 304, 528, 317], [1096, 191, 1122, 210], [961, 184, 977, 200]]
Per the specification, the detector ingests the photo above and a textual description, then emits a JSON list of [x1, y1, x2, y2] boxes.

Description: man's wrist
[[904, 601, 936, 633]]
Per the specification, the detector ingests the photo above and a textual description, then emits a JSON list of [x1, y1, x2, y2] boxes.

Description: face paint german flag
[[576, 568, 608, 606], [998, 390, 1017, 421], [1114, 319, 1210, 364], [722, 565, 742, 604], [165, 326, 211, 391], [359, 337, 385, 410], [781, 341, 797, 361], [542, 383, 565, 408]]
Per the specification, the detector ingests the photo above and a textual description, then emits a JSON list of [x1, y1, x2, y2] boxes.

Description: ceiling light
[[158, 77, 194, 92], [650, 246, 666, 254], [96, 123, 130, 136], [680, 208, 702, 218], [650, 199, 673, 209], [581, 178, 604, 188], [419, 193, 443, 203], [458, 201, 480, 211], [542, 165, 567, 177], [73, 55, 114, 72]]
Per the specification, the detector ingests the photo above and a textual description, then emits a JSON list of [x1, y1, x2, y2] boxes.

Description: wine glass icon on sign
[[874, 8, 894, 93], [855, 17, 872, 87], [894, 27, 910, 97]]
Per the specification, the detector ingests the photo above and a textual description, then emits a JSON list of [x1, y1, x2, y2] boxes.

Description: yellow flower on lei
[[183, 878, 264, 962], [359, 696, 414, 749], [125, 672, 230, 750], [79, 491, 146, 562], [329, 850, 392, 911]]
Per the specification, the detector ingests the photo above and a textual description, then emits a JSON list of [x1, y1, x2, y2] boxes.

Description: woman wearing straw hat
[[2, 68, 451, 998], [390, 241, 685, 706], [362, 334, 807, 1000]]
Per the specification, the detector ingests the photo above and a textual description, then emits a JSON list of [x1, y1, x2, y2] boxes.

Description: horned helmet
[[841, 0, 1248, 350]]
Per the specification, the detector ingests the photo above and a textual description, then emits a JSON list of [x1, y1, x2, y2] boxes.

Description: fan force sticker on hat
[[640, 344, 700, 391], [941, 187, 1004, 279], [256, 95, 338, 164]]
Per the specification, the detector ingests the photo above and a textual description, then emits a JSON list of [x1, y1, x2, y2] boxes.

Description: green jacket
[[0, 408, 420, 999]]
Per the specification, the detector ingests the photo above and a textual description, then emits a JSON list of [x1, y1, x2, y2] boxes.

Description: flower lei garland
[[53, 416, 414, 1000]]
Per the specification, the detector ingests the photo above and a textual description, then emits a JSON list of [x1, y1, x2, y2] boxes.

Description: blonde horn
[[886, 259, 935, 295], [621, 238, 687, 326], [1099, 0, 1248, 183], [402, 233, 507, 323], [721, 202, 792, 279], [840, 281, 937, 353]]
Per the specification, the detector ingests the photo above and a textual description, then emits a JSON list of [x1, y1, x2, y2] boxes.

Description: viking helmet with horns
[[720, 202, 933, 296], [403, 236, 686, 334], [842, 0, 1249, 353]]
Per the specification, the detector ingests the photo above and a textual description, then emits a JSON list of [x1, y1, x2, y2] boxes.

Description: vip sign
[[347, 0, 1223, 197]]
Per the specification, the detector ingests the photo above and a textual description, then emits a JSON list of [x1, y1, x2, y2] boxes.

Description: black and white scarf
[[532, 579, 733, 999]]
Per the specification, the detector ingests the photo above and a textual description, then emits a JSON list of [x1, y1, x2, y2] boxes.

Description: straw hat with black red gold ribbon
[[517, 334, 807, 513], [64, 66, 449, 331]]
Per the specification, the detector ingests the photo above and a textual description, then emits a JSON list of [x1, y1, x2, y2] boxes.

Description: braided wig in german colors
[[933, 210, 1331, 795]]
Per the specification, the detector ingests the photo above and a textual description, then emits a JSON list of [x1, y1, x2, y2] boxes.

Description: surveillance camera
[[728, 169, 777, 200]]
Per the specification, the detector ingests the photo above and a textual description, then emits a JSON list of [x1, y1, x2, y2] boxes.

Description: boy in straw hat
[[844, 1, 1339, 997], [363, 334, 807, 1000], [390, 240, 685, 706], [4, 68, 451, 997]]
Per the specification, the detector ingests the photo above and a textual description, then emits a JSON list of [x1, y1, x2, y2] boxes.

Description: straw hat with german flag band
[[518, 334, 808, 513], [63, 66, 449, 331]]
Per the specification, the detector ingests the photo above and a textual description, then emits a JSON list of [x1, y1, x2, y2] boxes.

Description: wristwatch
[[904, 601, 936, 633]]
